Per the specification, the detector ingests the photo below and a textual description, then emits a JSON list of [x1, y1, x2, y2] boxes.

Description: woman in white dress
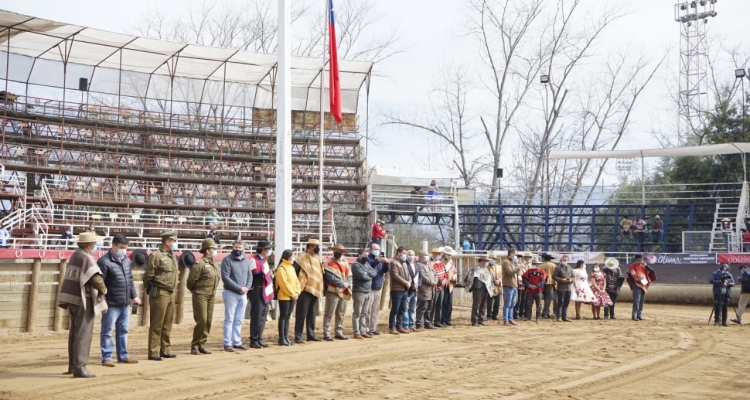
[[570, 260, 596, 319]]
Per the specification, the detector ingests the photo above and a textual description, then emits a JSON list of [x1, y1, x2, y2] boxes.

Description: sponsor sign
[[716, 253, 750, 264], [549, 252, 604, 263], [645, 253, 716, 265]]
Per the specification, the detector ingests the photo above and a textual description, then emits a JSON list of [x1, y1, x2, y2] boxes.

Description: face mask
[[205, 249, 214, 258], [267, 250, 274, 257], [530, 265, 538, 269], [313, 247, 320, 255], [171, 242, 178, 251], [489, 260, 496, 266], [333, 252, 342, 259], [406, 256, 414, 262], [116, 249, 126, 258], [593, 267, 600, 272], [232, 249, 244, 258], [423, 256, 430, 263], [371, 250, 380, 257], [511, 257, 518, 263], [561, 262, 568, 267], [400, 254, 407, 262], [291, 257, 296, 264], [92, 245, 99, 253]]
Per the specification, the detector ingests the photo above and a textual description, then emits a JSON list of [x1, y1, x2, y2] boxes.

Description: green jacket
[[186, 256, 220, 296], [143, 248, 179, 292]]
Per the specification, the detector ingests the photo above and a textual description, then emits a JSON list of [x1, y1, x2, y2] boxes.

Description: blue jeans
[[502, 286, 517, 322], [389, 290, 408, 329], [223, 290, 248, 346], [100, 305, 130, 362], [632, 286, 646, 320], [401, 291, 417, 329]]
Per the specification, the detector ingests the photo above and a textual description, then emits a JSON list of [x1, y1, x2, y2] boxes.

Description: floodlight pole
[[275, 0, 293, 251], [319, 0, 328, 245]]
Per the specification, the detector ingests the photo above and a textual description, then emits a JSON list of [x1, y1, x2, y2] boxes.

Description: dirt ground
[[0, 304, 747, 400]]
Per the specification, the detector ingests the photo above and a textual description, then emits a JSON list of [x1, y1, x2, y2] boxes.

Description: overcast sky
[[1, 0, 747, 187]]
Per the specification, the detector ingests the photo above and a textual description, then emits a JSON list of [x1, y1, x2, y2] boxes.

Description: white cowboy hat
[[604, 257, 619, 269], [441, 246, 457, 256], [73, 231, 101, 243]]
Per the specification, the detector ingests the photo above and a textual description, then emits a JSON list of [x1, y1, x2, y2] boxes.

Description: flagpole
[[318, 0, 327, 245], [276, 0, 292, 251]]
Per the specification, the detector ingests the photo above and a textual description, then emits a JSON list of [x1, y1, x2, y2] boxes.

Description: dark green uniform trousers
[[191, 293, 215, 350], [148, 290, 175, 358]]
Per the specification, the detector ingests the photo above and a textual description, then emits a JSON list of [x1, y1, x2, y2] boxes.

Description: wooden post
[[174, 264, 188, 324], [380, 272, 390, 311], [141, 283, 150, 326], [54, 259, 68, 331], [27, 259, 42, 333]]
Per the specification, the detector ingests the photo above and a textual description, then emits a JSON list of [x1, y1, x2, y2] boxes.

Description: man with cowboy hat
[[440, 246, 458, 326], [515, 252, 533, 320], [58, 230, 108, 378], [430, 247, 447, 327], [626, 254, 657, 321], [186, 238, 220, 355], [464, 255, 493, 326], [249, 239, 275, 348], [522, 256, 548, 322], [371, 219, 387, 246], [294, 238, 325, 343], [143, 231, 180, 361], [323, 244, 353, 341], [540, 253, 557, 319], [486, 255, 503, 321], [602, 257, 625, 319]]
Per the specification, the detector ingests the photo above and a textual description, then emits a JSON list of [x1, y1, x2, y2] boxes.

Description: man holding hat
[[602, 257, 625, 319], [221, 241, 252, 352], [143, 231, 180, 361], [464, 255, 493, 326], [626, 254, 657, 321], [187, 238, 220, 355], [323, 244, 353, 341], [514, 252, 533, 320], [540, 253, 557, 319], [430, 247, 448, 327], [486, 256, 503, 321], [98, 235, 139, 367], [249, 239, 275, 348], [294, 238, 325, 343], [440, 246, 458, 326], [522, 257, 547, 322], [366, 242, 389, 335], [371, 219, 387, 245], [58, 231, 108, 378]]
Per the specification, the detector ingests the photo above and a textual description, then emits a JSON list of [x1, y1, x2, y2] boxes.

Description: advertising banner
[[716, 253, 750, 264], [645, 253, 716, 265]]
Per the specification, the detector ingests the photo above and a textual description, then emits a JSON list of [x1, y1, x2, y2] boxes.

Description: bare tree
[[383, 65, 487, 188]]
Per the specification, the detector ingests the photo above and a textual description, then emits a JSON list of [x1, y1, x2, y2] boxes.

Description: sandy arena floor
[[0, 304, 747, 399]]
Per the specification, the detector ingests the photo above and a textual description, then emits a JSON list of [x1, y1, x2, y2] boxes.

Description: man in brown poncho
[[58, 232, 109, 378]]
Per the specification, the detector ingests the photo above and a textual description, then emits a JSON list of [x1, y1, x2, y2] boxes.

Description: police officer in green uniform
[[187, 238, 220, 355], [143, 231, 179, 361]]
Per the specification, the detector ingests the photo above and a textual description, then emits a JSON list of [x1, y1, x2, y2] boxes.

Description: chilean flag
[[328, 0, 342, 124]]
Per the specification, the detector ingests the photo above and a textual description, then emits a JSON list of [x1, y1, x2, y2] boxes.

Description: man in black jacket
[[98, 235, 140, 366]]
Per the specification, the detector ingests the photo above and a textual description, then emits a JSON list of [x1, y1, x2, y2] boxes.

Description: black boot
[[278, 321, 288, 346]]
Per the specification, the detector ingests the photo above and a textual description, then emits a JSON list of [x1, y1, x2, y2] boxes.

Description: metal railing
[[370, 191, 456, 213]]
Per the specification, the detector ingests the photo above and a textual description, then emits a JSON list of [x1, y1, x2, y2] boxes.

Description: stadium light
[[736, 68, 747, 79], [540, 74, 550, 84]]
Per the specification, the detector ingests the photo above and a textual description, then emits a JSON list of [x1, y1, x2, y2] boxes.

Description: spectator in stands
[[366, 243, 389, 335], [633, 217, 647, 244], [60, 227, 74, 249], [619, 216, 633, 240], [206, 229, 220, 246], [721, 218, 733, 250], [410, 186, 423, 197], [0, 224, 9, 248], [220, 241, 251, 352], [371, 219, 387, 245], [744, 216, 750, 232], [649, 215, 663, 243], [743, 229, 750, 252], [98, 235, 139, 366], [427, 180, 440, 199], [462, 235, 476, 252], [206, 208, 220, 226]]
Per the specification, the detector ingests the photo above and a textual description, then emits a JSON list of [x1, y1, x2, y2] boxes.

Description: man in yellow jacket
[[275, 250, 301, 346]]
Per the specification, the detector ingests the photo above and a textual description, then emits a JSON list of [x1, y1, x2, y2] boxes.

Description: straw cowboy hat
[[328, 244, 348, 254], [377, 219, 386, 225], [722, 218, 731, 222], [73, 231, 100, 243], [431, 247, 442, 253], [441, 246, 457, 256], [604, 257, 619, 269], [477, 255, 490, 261], [306, 238, 321, 246], [523, 252, 533, 258], [531, 256, 542, 264]]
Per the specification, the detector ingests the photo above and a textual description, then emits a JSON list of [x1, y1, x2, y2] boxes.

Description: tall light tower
[[674, 0, 717, 144]]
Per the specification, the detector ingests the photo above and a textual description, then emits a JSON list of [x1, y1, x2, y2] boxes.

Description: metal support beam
[[275, 0, 292, 250]]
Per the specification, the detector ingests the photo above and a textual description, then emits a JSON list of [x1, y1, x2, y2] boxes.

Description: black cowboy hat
[[255, 239, 274, 250], [541, 253, 555, 261], [130, 249, 149, 269], [181, 251, 196, 268]]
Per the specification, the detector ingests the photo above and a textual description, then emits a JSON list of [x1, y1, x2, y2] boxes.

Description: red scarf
[[252, 254, 274, 304]]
